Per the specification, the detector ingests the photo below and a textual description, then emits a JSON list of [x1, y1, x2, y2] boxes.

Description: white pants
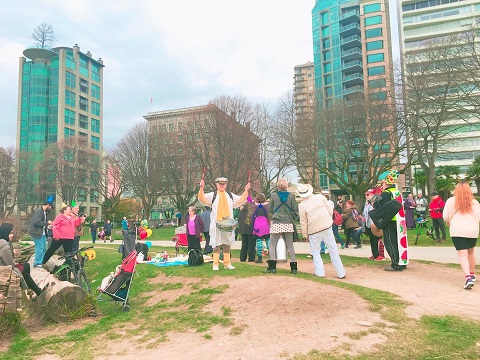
[[309, 227, 346, 278]]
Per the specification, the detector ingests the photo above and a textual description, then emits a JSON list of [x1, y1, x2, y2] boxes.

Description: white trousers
[[309, 227, 346, 278]]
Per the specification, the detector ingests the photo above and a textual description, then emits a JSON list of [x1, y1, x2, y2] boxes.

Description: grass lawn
[[3, 246, 480, 359]]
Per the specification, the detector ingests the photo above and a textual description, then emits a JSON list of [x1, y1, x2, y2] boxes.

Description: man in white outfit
[[198, 177, 250, 271], [297, 184, 346, 278]]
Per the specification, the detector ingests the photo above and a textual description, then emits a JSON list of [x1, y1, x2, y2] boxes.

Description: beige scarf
[[216, 191, 230, 221]]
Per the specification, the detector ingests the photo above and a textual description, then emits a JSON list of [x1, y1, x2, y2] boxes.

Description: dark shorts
[[452, 237, 477, 251], [105, 230, 111, 236]]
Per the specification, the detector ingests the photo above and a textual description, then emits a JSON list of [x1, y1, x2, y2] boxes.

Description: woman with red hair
[[443, 181, 480, 290]]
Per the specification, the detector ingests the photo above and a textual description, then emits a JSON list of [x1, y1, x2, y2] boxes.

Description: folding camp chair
[[173, 226, 203, 256]]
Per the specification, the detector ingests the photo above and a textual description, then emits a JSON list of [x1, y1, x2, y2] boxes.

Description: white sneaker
[[224, 264, 235, 270], [213, 265, 219, 271]]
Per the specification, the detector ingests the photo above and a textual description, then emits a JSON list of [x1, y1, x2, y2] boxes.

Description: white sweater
[[443, 197, 480, 239]]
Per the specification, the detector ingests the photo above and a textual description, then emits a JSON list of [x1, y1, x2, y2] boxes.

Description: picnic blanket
[[142, 255, 213, 267]]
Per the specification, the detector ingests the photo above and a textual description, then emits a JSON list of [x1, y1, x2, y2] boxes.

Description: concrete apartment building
[[310, 0, 398, 192], [398, 0, 480, 187], [293, 61, 319, 188], [16, 44, 104, 218]]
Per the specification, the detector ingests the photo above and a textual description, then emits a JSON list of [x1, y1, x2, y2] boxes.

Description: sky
[[0, 0, 314, 149]]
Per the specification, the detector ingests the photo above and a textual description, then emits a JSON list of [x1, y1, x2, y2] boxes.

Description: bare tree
[[31, 23, 56, 49], [184, 104, 260, 195], [111, 122, 162, 219], [90, 151, 125, 222], [0, 147, 17, 220], [400, 31, 480, 194], [38, 136, 99, 206]]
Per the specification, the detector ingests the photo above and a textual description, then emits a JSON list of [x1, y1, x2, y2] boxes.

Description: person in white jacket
[[297, 184, 346, 278]]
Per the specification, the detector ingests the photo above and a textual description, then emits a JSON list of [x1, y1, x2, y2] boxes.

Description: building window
[[90, 190, 98, 203], [91, 118, 100, 133], [91, 135, 100, 150], [80, 78, 89, 94], [323, 50, 331, 61], [323, 62, 332, 73], [91, 101, 100, 116], [91, 84, 100, 99], [66, 58, 76, 70], [79, 55, 89, 77], [365, 27, 382, 38], [79, 96, 88, 112], [366, 40, 384, 51], [324, 74, 332, 85], [321, 11, 329, 24], [325, 86, 333, 97], [321, 26, 330, 37], [364, 3, 381, 14], [368, 78, 387, 88], [369, 91, 387, 101], [322, 38, 331, 48], [92, 63, 100, 83], [65, 90, 76, 107], [367, 53, 384, 63], [64, 127, 75, 138], [79, 114, 88, 129], [368, 66, 385, 76], [65, 109, 75, 125], [364, 15, 382, 26], [65, 71, 76, 88]]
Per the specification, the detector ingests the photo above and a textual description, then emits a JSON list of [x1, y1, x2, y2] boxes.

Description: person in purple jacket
[[185, 206, 205, 252]]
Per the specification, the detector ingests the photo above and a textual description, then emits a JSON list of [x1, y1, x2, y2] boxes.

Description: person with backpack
[[342, 200, 361, 249], [265, 178, 299, 274], [252, 193, 270, 263], [198, 176, 250, 271], [297, 184, 346, 278], [238, 200, 255, 262]]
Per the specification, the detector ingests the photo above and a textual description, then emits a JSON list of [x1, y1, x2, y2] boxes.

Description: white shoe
[[224, 264, 235, 270], [213, 265, 219, 271]]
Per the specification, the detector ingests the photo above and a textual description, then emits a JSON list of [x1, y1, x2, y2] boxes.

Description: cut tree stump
[[30, 256, 88, 323], [0, 266, 22, 314]]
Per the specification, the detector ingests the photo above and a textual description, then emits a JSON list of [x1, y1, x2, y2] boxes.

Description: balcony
[[341, 47, 362, 61], [340, 34, 361, 49], [342, 60, 362, 72], [339, 22, 360, 37], [340, 9, 359, 22], [343, 85, 364, 95], [342, 73, 364, 86]]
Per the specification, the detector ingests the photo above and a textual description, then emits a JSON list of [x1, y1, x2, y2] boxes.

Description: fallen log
[[30, 256, 87, 323]]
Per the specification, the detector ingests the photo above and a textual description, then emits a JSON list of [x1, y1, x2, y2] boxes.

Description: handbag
[[368, 200, 402, 229]]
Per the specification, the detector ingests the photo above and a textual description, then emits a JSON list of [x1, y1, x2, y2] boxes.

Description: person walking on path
[[28, 200, 53, 268], [198, 176, 250, 271], [90, 219, 98, 244], [104, 219, 113, 242], [429, 192, 446, 242], [200, 207, 212, 254], [265, 178, 299, 274], [43, 205, 83, 265], [297, 184, 346, 279], [342, 200, 361, 249], [443, 181, 480, 290]]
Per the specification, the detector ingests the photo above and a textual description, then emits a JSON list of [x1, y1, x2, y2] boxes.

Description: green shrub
[[0, 312, 22, 337]]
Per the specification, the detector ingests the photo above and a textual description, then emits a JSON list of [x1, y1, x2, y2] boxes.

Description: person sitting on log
[[0, 223, 46, 297]]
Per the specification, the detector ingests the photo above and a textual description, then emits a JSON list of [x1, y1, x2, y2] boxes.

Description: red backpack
[[333, 210, 343, 226]]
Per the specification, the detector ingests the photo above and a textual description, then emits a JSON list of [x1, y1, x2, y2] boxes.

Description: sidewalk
[[83, 239, 474, 264]]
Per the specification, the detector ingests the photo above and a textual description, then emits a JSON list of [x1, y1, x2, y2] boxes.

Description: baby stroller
[[97, 250, 137, 311]]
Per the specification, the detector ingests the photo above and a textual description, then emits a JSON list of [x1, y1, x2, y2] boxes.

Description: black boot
[[255, 255, 263, 263], [290, 261, 298, 274], [263, 260, 276, 273]]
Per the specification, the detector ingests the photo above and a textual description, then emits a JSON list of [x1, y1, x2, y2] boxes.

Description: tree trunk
[[30, 256, 87, 322]]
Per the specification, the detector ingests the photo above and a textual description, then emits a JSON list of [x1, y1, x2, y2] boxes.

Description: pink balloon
[[140, 230, 147, 240]]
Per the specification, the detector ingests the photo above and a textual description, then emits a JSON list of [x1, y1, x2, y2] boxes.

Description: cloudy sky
[[0, 0, 314, 149]]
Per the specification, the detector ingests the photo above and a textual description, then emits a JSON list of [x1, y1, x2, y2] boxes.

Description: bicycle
[[52, 246, 94, 292], [414, 212, 435, 245]]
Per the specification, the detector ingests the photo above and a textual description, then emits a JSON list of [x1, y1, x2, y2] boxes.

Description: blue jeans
[[33, 235, 47, 266], [332, 224, 345, 246]]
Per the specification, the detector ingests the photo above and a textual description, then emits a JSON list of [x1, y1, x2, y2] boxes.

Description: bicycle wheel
[[76, 270, 91, 292]]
